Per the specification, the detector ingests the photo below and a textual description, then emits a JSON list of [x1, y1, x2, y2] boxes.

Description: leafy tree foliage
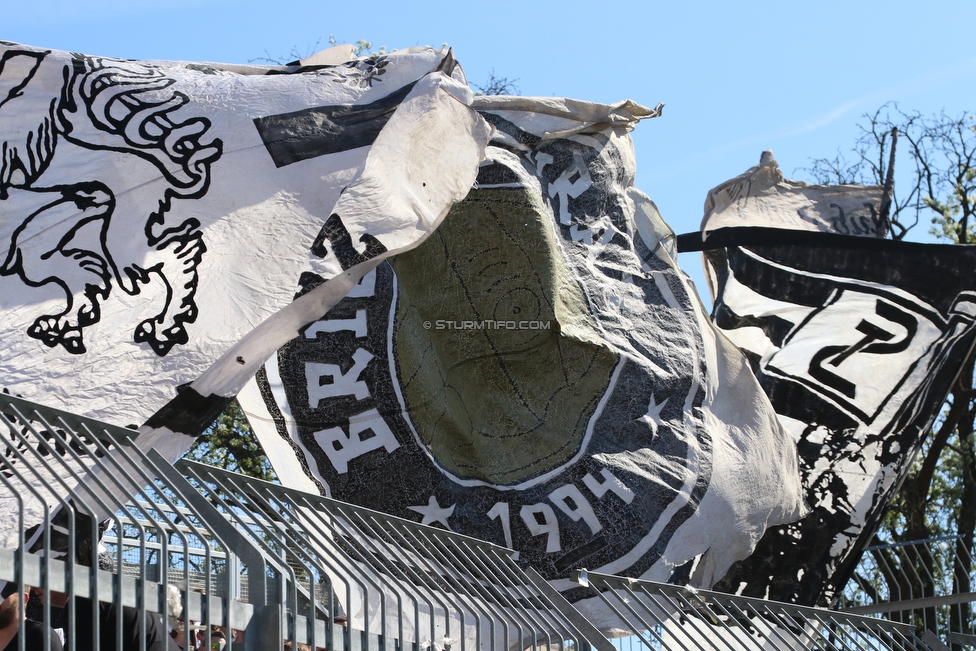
[[183, 399, 276, 482]]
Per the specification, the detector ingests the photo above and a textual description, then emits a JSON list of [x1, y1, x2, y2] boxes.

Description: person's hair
[[0, 590, 20, 629], [282, 642, 311, 651]]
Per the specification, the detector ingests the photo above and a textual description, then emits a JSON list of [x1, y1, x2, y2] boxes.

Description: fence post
[[148, 450, 268, 605]]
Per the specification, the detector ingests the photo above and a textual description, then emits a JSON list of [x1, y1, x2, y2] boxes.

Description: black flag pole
[[879, 127, 898, 236]]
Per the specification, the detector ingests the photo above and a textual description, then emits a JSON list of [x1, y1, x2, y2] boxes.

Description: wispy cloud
[[779, 56, 976, 140], [779, 99, 868, 138], [650, 56, 976, 185]]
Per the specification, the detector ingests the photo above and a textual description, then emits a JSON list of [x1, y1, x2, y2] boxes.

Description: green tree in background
[[183, 399, 276, 482]]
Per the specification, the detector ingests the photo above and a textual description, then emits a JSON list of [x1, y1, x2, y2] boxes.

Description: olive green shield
[[391, 188, 618, 487]]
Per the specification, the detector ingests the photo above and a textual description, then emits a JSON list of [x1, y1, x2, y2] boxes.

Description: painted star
[[408, 496, 456, 529], [639, 393, 669, 439]]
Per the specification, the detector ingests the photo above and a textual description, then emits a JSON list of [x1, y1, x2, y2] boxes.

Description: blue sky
[[7, 0, 975, 294]]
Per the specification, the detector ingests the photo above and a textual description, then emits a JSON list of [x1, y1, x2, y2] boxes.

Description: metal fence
[[840, 536, 976, 641], [949, 632, 976, 650], [575, 569, 945, 651], [2, 390, 962, 651], [0, 391, 610, 651]]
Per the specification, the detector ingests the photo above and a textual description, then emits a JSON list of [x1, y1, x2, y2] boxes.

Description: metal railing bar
[[32, 413, 153, 648], [482, 546, 580, 644], [0, 458, 45, 651], [39, 415, 189, 638], [949, 631, 976, 648], [865, 536, 964, 553], [265, 501, 336, 651], [405, 525, 544, 651], [315, 515, 404, 648], [756, 602, 830, 651], [0, 548, 198, 616], [63, 422, 194, 650], [175, 462, 304, 649], [469, 546, 545, 650], [580, 569, 924, 651], [182, 465, 300, 635], [430, 547, 509, 651], [654, 586, 728, 651], [334, 510, 443, 649], [905, 545, 934, 598], [296, 495, 415, 651], [421, 532, 551, 651], [100, 536, 218, 560], [288, 495, 380, 651], [0, 407, 112, 647], [786, 603, 864, 650], [669, 588, 756, 651], [69, 421, 211, 638], [389, 516, 535, 649], [643, 575, 917, 633], [182, 459, 485, 648], [451, 544, 539, 647], [434, 542, 523, 651], [526, 585, 603, 647], [841, 591, 976, 614], [149, 449, 268, 626], [642, 590, 702, 651], [93, 448, 227, 635], [874, 545, 908, 603], [594, 579, 669, 648], [0, 394, 138, 447], [184, 455, 559, 650], [350, 514, 464, 649], [614, 593, 673, 651], [241, 485, 342, 650], [0, 406, 105, 537], [691, 586, 808, 651], [729, 601, 809, 646], [818, 613, 882, 651]]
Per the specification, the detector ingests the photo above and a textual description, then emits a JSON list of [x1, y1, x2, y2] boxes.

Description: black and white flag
[[701, 150, 886, 239], [683, 154, 976, 605], [238, 97, 806, 627], [0, 40, 490, 544]]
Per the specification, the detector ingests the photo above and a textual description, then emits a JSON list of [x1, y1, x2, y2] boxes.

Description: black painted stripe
[[553, 535, 608, 573], [677, 226, 974, 253], [142, 384, 233, 437], [475, 162, 523, 186], [435, 49, 457, 76], [253, 81, 417, 168]]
